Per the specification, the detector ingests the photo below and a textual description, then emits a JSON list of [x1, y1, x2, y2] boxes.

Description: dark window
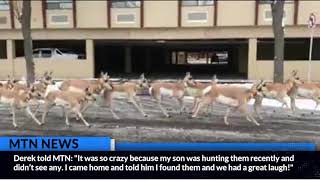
[[46, 0, 73, 10], [311, 39, 320, 60], [0, 40, 6, 59], [285, 39, 309, 60], [111, 0, 141, 8], [257, 38, 318, 61], [182, 0, 214, 6], [0, 0, 9, 11], [257, 39, 274, 60]]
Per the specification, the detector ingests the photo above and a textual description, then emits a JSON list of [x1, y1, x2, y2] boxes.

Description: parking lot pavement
[[0, 95, 319, 143]]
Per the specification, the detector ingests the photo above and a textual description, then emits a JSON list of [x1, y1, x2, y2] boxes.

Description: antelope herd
[[0, 70, 319, 128]]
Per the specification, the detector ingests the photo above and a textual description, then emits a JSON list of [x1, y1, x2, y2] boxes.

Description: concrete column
[[124, 46, 132, 73], [6, 40, 15, 77], [86, 39, 95, 78], [248, 38, 257, 80], [238, 44, 248, 74]]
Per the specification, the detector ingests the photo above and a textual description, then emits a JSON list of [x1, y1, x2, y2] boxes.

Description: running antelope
[[8, 72, 56, 116], [184, 75, 216, 114], [60, 72, 112, 95], [149, 72, 196, 117], [103, 73, 150, 119], [1, 76, 18, 90], [41, 87, 96, 127], [289, 70, 320, 112], [254, 72, 302, 117], [59, 72, 113, 115], [10, 71, 55, 95], [192, 78, 263, 126], [0, 85, 43, 127]]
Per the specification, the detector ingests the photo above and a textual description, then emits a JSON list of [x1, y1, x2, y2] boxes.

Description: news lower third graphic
[[0, 136, 319, 178], [0, 137, 114, 151]]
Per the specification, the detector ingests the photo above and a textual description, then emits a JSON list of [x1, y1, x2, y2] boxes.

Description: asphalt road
[[0, 94, 319, 143]]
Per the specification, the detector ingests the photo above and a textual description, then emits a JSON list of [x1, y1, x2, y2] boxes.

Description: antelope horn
[[291, 70, 298, 76]]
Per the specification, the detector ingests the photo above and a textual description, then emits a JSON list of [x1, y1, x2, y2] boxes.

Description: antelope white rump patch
[[149, 87, 153, 95], [68, 86, 85, 93], [45, 85, 60, 97], [216, 95, 239, 107], [54, 98, 69, 106], [297, 88, 316, 98], [160, 87, 174, 96], [0, 96, 14, 104]]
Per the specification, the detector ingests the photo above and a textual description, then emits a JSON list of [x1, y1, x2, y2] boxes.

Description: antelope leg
[[224, 108, 231, 125], [11, 105, 17, 128], [248, 114, 260, 126], [80, 101, 91, 114], [108, 101, 120, 119], [75, 111, 90, 127], [157, 100, 170, 118], [130, 97, 147, 117], [25, 106, 42, 126], [134, 96, 148, 117], [290, 96, 297, 113], [110, 107, 120, 119], [191, 98, 197, 113], [192, 96, 212, 118], [277, 97, 289, 109], [33, 103, 41, 116], [312, 96, 320, 111], [65, 109, 71, 126], [76, 101, 91, 120], [254, 96, 263, 120], [176, 98, 184, 114], [41, 103, 53, 124]]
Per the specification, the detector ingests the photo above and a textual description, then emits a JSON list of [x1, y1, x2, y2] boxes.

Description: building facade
[[0, 0, 319, 80]]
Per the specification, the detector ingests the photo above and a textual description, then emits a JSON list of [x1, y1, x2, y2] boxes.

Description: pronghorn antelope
[[1, 76, 18, 90], [149, 72, 196, 117], [184, 75, 216, 114], [103, 73, 150, 119], [192, 78, 263, 126], [41, 87, 96, 127], [8, 72, 56, 116], [60, 72, 112, 95], [10, 71, 55, 95], [288, 70, 320, 112], [0, 85, 43, 127], [59, 72, 113, 115], [254, 72, 302, 117]]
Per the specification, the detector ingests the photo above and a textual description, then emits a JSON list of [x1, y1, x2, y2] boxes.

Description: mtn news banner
[[0, 136, 318, 178]]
